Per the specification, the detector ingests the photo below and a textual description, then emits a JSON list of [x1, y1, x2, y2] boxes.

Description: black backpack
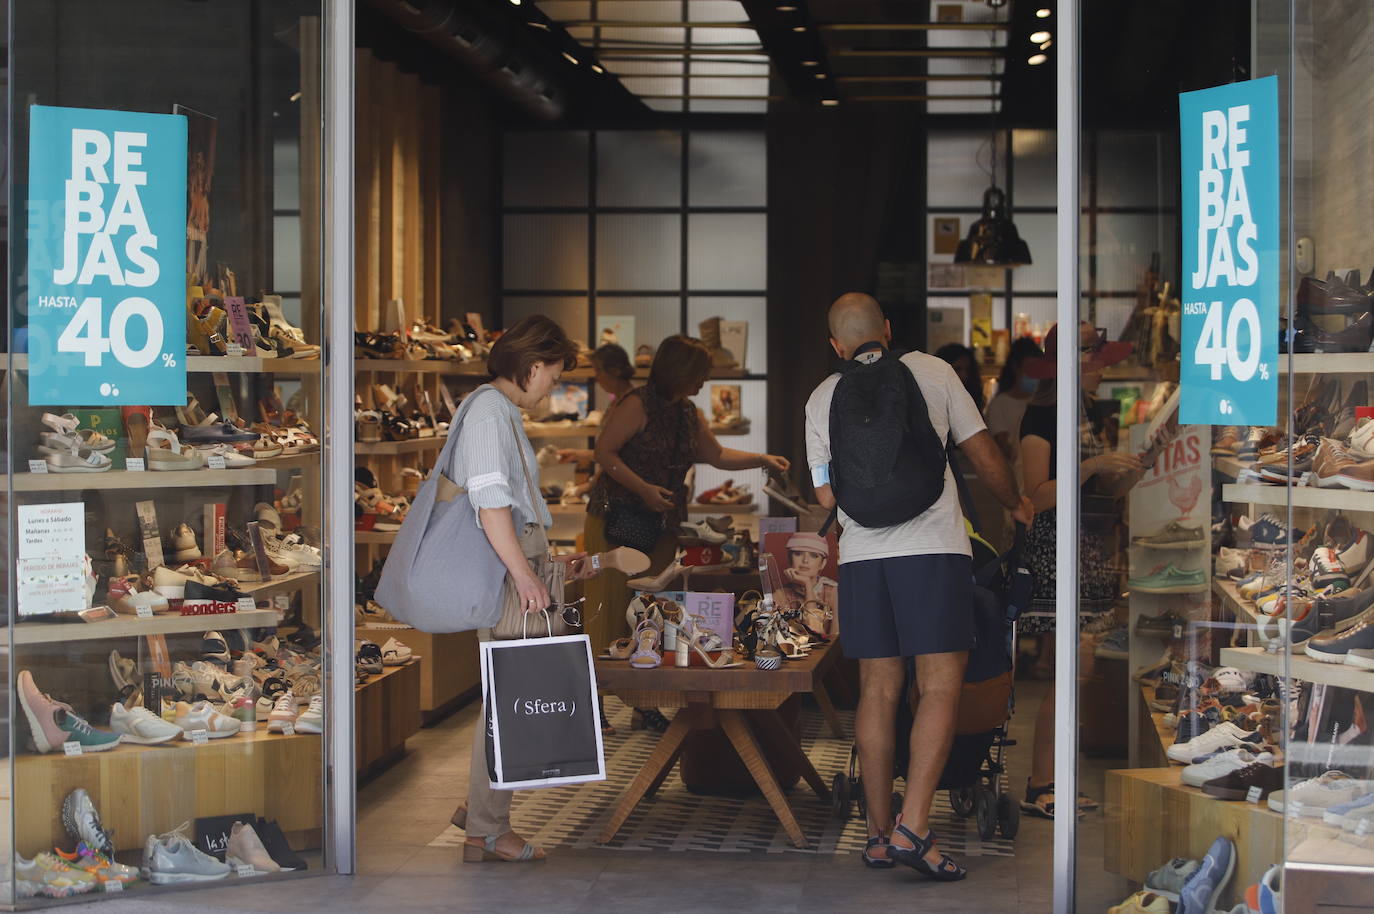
[[825, 347, 948, 529]]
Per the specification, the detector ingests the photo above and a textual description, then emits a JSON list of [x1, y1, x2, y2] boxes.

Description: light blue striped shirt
[[448, 385, 551, 529]]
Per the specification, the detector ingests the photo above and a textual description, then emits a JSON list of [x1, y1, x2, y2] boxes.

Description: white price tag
[[235, 864, 255, 878], [102, 879, 124, 893], [62, 740, 82, 756], [1246, 785, 1263, 804], [27, 460, 47, 474], [236, 597, 256, 613], [190, 729, 209, 745], [135, 604, 154, 619], [207, 454, 227, 470], [125, 457, 146, 472], [282, 722, 295, 736]]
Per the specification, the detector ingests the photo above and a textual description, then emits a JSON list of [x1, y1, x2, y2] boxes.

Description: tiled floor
[[93, 679, 1131, 913]]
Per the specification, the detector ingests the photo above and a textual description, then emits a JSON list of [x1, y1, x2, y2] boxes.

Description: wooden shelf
[[5, 354, 320, 375], [1105, 765, 1282, 911], [1213, 455, 1247, 478], [1221, 645, 1374, 693], [14, 727, 322, 856], [355, 437, 447, 455], [238, 569, 319, 596], [1212, 579, 1258, 622], [5, 609, 278, 646], [1222, 482, 1374, 512], [14, 467, 277, 492], [547, 503, 588, 516], [355, 530, 397, 544], [355, 358, 487, 375], [354, 660, 414, 692], [255, 453, 321, 471]]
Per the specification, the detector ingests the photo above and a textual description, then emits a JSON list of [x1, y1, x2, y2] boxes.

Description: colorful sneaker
[[1128, 563, 1207, 594], [15, 852, 98, 898], [1108, 890, 1171, 914], [1144, 856, 1200, 902], [55, 842, 140, 884], [1239, 513, 1295, 548], [267, 692, 298, 733], [61, 789, 115, 858], [1305, 614, 1374, 663], [174, 700, 242, 739], [1312, 546, 1352, 592]]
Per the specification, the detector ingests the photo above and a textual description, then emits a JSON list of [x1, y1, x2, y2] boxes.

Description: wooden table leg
[[813, 681, 847, 740], [644, 745, 684, 799], [598, 709, 695, 844], [719, 709, 810, 850], [748, 710, 831, 804]]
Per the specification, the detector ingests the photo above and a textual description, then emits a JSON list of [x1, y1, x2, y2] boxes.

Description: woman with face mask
[[984, 336, 1045, 467]]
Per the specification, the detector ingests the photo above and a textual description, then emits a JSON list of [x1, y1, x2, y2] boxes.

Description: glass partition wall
[[1073, 1, 1374, 910], [5, 0, 335, 904]]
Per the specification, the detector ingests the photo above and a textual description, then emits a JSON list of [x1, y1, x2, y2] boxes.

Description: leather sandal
[[463, 834, 545, 863], [887, 819, 966, 881], [862, 834, 895, 869]]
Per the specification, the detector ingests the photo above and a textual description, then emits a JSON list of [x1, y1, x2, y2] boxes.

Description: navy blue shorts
[[837, 554, 975, 659]]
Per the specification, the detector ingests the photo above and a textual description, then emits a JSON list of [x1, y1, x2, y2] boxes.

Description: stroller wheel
[[997, 792, 1020, 839], [831, 773, 852, 819], [949, 787, 975, 818], [975, 787, 997, 841]]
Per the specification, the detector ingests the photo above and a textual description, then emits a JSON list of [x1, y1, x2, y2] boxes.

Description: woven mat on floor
[[429, 698, 1015, 857]]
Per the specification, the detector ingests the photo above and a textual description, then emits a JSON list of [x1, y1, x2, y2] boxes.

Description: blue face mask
[[1018, 375, 1039, 393]]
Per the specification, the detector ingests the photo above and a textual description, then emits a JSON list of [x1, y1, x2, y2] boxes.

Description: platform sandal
[[463, 834, 546, 863], [886, 818, 966, 881], [862, 834, 895, 869]]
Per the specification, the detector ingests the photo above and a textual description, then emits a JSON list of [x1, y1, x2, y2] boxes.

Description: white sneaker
[[274, 534, 321, 570], [1212, 667, 1248, 693], [1166, 721, 1263, 763], [1351, 416, 1374, 459], [296, 695, 323, 734], [381, 637, 413, 666], [1269, 770, 1370, 815], [189, 661, 228, 701], [174, 700, 241, 738], [1214, 547, 1249, 578], [109, 701, 182, 745], [1181, 748, 1274, 787], [267, 692, 297, 733]]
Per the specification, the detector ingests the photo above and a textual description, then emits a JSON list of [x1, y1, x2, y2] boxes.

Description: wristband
[[810, 463, 830, 487]]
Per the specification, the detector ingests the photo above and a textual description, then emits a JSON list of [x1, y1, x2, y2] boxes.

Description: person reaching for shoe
[[1017, 321, 1141, 819], [805, 293, 1032, 880]]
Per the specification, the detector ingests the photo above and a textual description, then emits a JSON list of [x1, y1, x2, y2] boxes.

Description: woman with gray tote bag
[[443, 315, 580, 863]]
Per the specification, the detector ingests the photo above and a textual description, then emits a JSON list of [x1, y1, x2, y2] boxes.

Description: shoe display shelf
[[8, 729, 323, 858], [1220, 645, 1374, 694], [355, 436, 448, 455], [5, 353, 321, 376], [1, 609, 279, 647], [1221, 482, 1374, 512], [14, 467, 281, 492], [356, 626, 478, 725], [1104, 765, 1283, 905], [355, 659, 422, 777]]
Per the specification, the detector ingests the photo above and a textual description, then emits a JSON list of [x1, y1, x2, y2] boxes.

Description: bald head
[[828, 293, 889, 357]]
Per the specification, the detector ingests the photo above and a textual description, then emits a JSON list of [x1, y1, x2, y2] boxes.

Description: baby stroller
[[832, 524, 1031, 841]]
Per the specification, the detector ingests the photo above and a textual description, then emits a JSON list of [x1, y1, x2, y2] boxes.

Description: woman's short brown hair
[[487, 315, 579, 389], [647, 335, 711, 399], [592, 343, 634, 382]]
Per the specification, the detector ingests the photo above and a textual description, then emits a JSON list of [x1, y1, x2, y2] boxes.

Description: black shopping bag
[[480, 633, 605, 790]]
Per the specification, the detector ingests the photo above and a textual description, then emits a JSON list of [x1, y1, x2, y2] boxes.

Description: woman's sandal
[[862, 834, 895, 869], [886, 819, 966, 881], [463, 834, 546, 863]]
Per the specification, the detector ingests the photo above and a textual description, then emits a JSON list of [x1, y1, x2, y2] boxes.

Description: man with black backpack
[[805, 292, 1032, 880]]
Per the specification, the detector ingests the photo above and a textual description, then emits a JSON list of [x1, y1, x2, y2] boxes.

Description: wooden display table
[[356, 660, 422, 777], [594, 639, 842, 849]]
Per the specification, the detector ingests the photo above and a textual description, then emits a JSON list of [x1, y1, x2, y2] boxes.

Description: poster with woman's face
[[763, 532, 839, 629]]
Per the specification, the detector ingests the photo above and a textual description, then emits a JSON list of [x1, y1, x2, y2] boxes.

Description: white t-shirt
[[804, 350, 987, 564]]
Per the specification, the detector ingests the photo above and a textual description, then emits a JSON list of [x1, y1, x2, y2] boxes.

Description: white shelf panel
[[237, 570, 318, 596], [5, 354, 319, 375], [14, 468, 277, 492], [6, 609, 277, 646], [1212, 579, 1258, 622], [1221, 646, 1374, 694], [1285, 353, 1374, 375], [355, 437, 447, 455], [1222, 483, 1374, 512]]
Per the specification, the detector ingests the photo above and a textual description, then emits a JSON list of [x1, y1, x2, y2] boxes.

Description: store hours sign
[[27, 105, 186, 405], [1178, 77, 1279, 427]]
